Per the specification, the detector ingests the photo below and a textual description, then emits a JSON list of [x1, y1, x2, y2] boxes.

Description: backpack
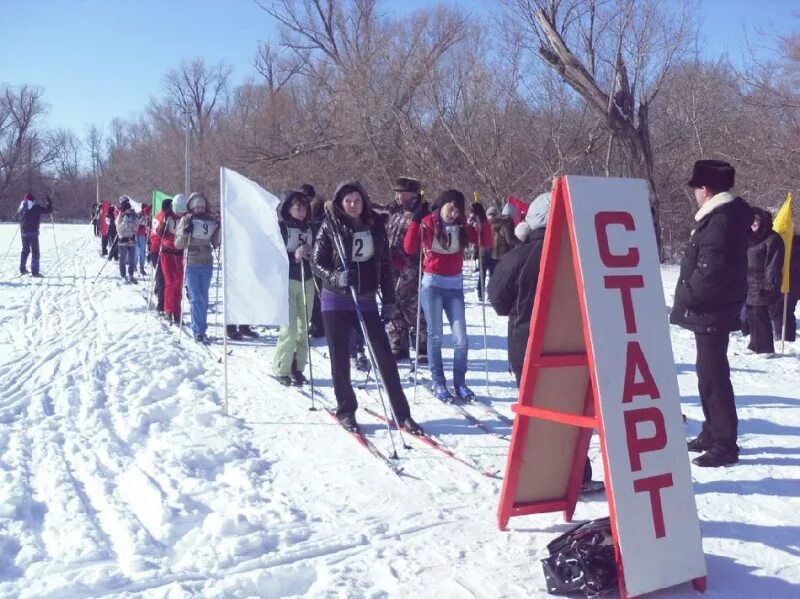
[[541, 517, 617, 597]]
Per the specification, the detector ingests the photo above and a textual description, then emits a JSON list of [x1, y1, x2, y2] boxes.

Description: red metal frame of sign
[[496, 177, 706, 598]]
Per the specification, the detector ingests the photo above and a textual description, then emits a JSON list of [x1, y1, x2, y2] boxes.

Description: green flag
[[152, 189, 172, 214]]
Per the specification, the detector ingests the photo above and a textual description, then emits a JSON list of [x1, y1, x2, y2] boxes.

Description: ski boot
[[453, 385, 476, 402], [430, 382, 453, 403]]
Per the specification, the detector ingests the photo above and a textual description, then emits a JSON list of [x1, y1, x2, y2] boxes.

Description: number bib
[[286, 227, 311, 252], [431, 224, 461, 254], [191, 218, 216, 241], [351, 230, 375, 263]]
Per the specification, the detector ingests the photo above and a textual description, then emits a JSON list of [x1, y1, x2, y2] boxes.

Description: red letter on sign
[[595, 212, 639, 268], [604, 275, 644, 334], [633, 473, 674, 538], [622, 341, 660, 403], [624, 406, 667, 471]]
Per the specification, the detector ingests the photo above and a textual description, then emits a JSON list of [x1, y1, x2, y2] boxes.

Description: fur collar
[[695, 191, 735, 222]]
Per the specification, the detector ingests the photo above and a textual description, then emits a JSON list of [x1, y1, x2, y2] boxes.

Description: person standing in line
[[16, 192, 53, 277], [135, 204, 151, 276], [90, 203, 102, 237], [745, 208, 784, 355], [303, 183, 327, 339], [272, 190, 316, 386], [155, 195, 185, 324], [477, 205, 517, 301], [148, 198, 172, 315], [487, 192, 603, 494], [385, 176, 428, 363], [175, 192, 220, 344], [670, 160, 752, 468], [312, 180, 423, 434], [115, 196, 139, 284], [105, 204, 119, 262], [403, 189, 493, 402]]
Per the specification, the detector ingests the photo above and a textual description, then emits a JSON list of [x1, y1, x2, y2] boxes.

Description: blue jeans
[[135, 235, 147, 270], [185, 263, 213, 336], [420, 283, 468, 387]]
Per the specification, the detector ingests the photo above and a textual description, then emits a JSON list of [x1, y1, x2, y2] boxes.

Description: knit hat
[[299, 183, 316, 199], [501, 202, 517, 218], [172, 193, 187, 213], [487, 206, 499, 217], [187, 192, 208, 212], [514, 192, 551, 241]]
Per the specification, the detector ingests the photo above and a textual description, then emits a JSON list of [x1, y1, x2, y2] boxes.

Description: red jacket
[[150, 210, 181, 254], [404, 212, 492, 276]]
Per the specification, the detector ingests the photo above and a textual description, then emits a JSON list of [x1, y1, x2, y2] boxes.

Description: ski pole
[[474, 192, 491, 396], [147, 222, 167, 312], [329, 219, 407, 454], [92, 233, 118, 283], [412, 191, 426, 405], [1, 226, 20, 276], [300, 259, 317, 411], [177, 237, 190, 344]]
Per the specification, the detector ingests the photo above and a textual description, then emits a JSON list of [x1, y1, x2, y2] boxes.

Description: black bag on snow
[[541, 516, 617, 598]]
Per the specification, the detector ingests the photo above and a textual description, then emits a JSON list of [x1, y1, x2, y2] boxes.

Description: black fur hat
[[392, 177, 421, 194], [687, 160, 735, 191]]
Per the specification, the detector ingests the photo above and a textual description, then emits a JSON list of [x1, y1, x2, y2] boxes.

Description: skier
[[303, 184, 326, 339], [746, 208, 784, 354], [90, 203, 101, 237], [385, 176, 428, 363], [135, 204, 151, 276], [487, 192, 603, 494], [271, 190, 316, 385], [312, 179, 423, 435], [16, 192, 53, 277], [155, 195, 185, 325], [477, 205, 516, 301], [115, 196, 138, 283], [175, 192, 220, 344], [105, 204, 119, 261], [402, 189, 492, 402], [148, 198, 172, 315]]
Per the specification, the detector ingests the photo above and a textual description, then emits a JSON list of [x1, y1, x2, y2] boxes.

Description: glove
[[380, 302, 396, 323], [412, 202, 430, 224], [470, 202, 487, 223]]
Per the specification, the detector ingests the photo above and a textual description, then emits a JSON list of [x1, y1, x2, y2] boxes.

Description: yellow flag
[[772, 192, 794, 294]]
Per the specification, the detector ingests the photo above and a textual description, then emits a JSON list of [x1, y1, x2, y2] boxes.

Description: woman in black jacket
[[770, 233, 800, 342], [312, 180, 422, 435], [746, 208, 785, 354]]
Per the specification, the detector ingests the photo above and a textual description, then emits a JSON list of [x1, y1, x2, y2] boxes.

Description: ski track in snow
[[0, 224, 798, 598]]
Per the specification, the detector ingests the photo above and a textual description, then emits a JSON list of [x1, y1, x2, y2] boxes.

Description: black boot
[[692, 447, 739, 468], [337, 413, 358, 432], [400, 417, 424, 436], [240, 325, 259, 338]]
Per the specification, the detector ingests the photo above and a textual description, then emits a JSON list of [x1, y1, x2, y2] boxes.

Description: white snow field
[[0, 223, 798, 598]]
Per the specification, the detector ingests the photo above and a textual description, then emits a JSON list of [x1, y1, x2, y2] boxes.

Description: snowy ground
[[0, 223, 798, 598]]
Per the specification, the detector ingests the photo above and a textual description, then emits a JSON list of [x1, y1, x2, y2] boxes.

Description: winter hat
[[392, 176, 421, 194], [119, 195, 132, 211], [280, 190, 310, 222], [501, 202, 517, 218], [687, 160, 735, 191], [487, 206, 499, 217], [187, 192, 208, 212], [514, 192, 551, 241], [299, 183, 316, 199], [172, 193, 187, 213], [432, 189, 466, 215]]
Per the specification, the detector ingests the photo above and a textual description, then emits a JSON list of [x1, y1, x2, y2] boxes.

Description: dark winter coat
[[17, 197, 53, 235], [746, 208, 785, 306], [670, 193, 752, 333], [789, 234, 800, 298], [386, 197, 423, 272], [278, 191, 314, 281], [487, 228, 546, 374], [312, 180, 395, 304]]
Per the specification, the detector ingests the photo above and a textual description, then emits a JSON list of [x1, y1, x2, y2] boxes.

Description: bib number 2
[[351, 231, 374, 263]]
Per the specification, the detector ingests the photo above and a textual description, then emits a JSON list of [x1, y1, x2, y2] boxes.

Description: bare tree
[[504, 0, 695, 257]]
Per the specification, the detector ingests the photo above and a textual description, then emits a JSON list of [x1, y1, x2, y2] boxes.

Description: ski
[[324, 409, 404, 477], [361, 407, 501, 480], [469, 397, 514, 426]]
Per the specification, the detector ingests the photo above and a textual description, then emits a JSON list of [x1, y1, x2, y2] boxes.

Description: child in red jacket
[[403, 189, 492, 401]]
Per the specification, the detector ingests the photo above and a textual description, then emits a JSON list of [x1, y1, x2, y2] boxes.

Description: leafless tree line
[[2, 0, 798, 259]]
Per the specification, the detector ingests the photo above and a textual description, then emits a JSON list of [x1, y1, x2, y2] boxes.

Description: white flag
[[220, 167, 289, 325]]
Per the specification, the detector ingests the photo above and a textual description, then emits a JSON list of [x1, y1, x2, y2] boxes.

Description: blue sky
[[1, 0, 797, 138]]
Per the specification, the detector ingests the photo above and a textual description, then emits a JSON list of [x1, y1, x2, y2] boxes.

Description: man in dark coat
[[745, 208, 784, 354], [488, 192, 602, 493], [670, 160, 752, 467], [16, 192, 53, 277], [770, 232, 800, 342]]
